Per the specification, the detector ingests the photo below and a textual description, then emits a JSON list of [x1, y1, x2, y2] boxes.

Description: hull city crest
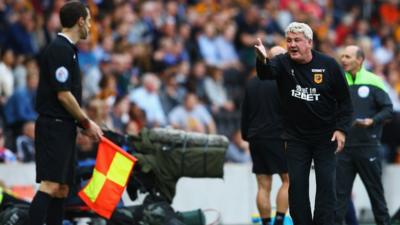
[[313, 73, 323, 84]]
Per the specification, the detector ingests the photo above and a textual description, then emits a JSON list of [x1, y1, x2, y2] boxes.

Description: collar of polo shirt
[[58, 32, 75, 45]]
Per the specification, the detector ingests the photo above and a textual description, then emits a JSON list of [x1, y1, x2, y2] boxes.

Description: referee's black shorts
[[249, 139, 288, 175], [35, 116, 77, 185]]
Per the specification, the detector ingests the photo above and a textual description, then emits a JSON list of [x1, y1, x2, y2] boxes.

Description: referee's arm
[[57, 91, 103, 141]]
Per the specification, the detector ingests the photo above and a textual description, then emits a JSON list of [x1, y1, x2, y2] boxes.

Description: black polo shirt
[[241, 77, 283, 141], [256, 50, 353, 141], [36, 34, 82, 120]]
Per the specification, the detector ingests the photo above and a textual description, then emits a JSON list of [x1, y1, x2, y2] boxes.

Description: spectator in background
[[128, 102, 147, 131], [0, 128, 16, 163], [5, 6, 36, 55], [76, 132, 96, 161], [154, 37, 188, 70], [235, 5, 264, 70], [96, 74, 117, 106], [197, 22, 219, 67], [13, 56, 39, 90], [129, 73, 167, 127], [4, 67, 39, 139], [204, 66, 235, 114], [160, 74, 186, 115], [110, 95, 130, 134], [16, 121, 35, 163], [225, 129, 251, 163], [0, 48, 15, 104], [77, 39, 98, 75], [215, 22, 242, 71], [168, 92, 216, 134], [186, 60, 208, 103], [85, 98, 114, 130]]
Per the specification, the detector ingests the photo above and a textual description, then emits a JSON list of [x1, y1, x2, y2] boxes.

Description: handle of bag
[[203, 208, 221, 225]]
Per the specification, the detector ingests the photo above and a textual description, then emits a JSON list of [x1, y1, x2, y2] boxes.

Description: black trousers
[[286, 139, 337, 225], [335, 146, 390, 225]]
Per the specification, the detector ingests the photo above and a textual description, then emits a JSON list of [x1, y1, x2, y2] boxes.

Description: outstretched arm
[[254, 38, 281, 80]]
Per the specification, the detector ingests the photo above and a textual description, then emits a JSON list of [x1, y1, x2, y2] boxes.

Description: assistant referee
[[29, 2, 103, 225]]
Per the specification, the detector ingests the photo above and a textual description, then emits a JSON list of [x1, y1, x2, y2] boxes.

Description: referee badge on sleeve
[[55, 66, 69, 83]]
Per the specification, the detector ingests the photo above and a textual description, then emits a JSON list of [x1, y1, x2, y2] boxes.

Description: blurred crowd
[[0, 0, 400, 164]]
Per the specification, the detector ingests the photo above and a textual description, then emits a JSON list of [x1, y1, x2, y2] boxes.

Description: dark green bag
[[134, 128, 227, 202], [177, 209, 206, 225]]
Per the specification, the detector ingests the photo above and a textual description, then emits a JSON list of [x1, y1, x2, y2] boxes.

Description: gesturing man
[[30, 1, 103, 225], [254, 22, 353, 225]]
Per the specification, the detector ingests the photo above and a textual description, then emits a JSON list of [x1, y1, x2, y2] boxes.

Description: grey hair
[[285, 22, 313, 40]]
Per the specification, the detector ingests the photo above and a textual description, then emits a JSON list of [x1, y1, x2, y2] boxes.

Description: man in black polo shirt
[[255, 22, 353, 225], [242, 46, 289, 225], [29, 1, 103, 225]]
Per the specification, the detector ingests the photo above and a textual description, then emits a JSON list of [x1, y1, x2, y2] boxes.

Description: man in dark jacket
[[335, 45, 392, 225], [255, 22, 353, 225], [241, 46, 289, 225]]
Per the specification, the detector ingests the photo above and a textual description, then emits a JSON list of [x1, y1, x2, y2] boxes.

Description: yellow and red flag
[[78, 136, 137, 219]]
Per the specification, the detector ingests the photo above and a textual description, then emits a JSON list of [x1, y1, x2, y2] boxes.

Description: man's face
[[286, 32, 312, 63], [184, 94, 197, 111], [79, 9, 91, 40], [340, 46, 362, 73]]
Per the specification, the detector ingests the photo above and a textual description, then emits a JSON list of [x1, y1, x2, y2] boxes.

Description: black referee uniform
[[241, 77, 287, 175], [256, 50, 353, 225], [335, 68, 392, 225], [35, 34, 81, 185]]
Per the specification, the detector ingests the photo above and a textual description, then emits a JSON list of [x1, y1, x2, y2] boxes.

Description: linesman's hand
[[331, 130, 345, 153], [254, 38, 268, 62], [82, 120, 103, 142]]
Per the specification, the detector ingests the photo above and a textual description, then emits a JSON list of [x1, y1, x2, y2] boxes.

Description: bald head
[[346, 45, 364, 61], [269, 46, 287, 57], [340, 45, 364, 75]]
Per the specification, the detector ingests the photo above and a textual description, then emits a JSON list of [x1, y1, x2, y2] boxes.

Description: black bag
[[0, 205, 29, 225], [141, 201, 185, 225]]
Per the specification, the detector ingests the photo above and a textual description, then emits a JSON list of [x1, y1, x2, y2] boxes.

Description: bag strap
[[180, 134, 188, 177], [203, 136, 210, 177]]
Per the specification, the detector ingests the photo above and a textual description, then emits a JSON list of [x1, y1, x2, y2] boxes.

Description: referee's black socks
[[46, 197, 66, 225], [29, 191, 52, 225]]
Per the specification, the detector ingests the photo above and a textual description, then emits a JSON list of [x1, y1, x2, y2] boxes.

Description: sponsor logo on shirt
[[291, 85, 320, 101], [311, 69, 325, 73]]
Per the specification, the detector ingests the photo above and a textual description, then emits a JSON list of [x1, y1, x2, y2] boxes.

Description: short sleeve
[[47, 44, 74, 92]]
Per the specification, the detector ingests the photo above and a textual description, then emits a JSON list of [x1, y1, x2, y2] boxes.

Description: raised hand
[[254, 38, 268, 61]]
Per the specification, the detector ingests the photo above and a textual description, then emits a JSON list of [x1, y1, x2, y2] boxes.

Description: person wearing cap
[[30, 1, 103, 225], [255, 22, 353, 225]]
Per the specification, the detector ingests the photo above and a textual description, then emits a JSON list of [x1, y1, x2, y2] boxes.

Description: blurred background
[[0, 0, 400, 224]]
